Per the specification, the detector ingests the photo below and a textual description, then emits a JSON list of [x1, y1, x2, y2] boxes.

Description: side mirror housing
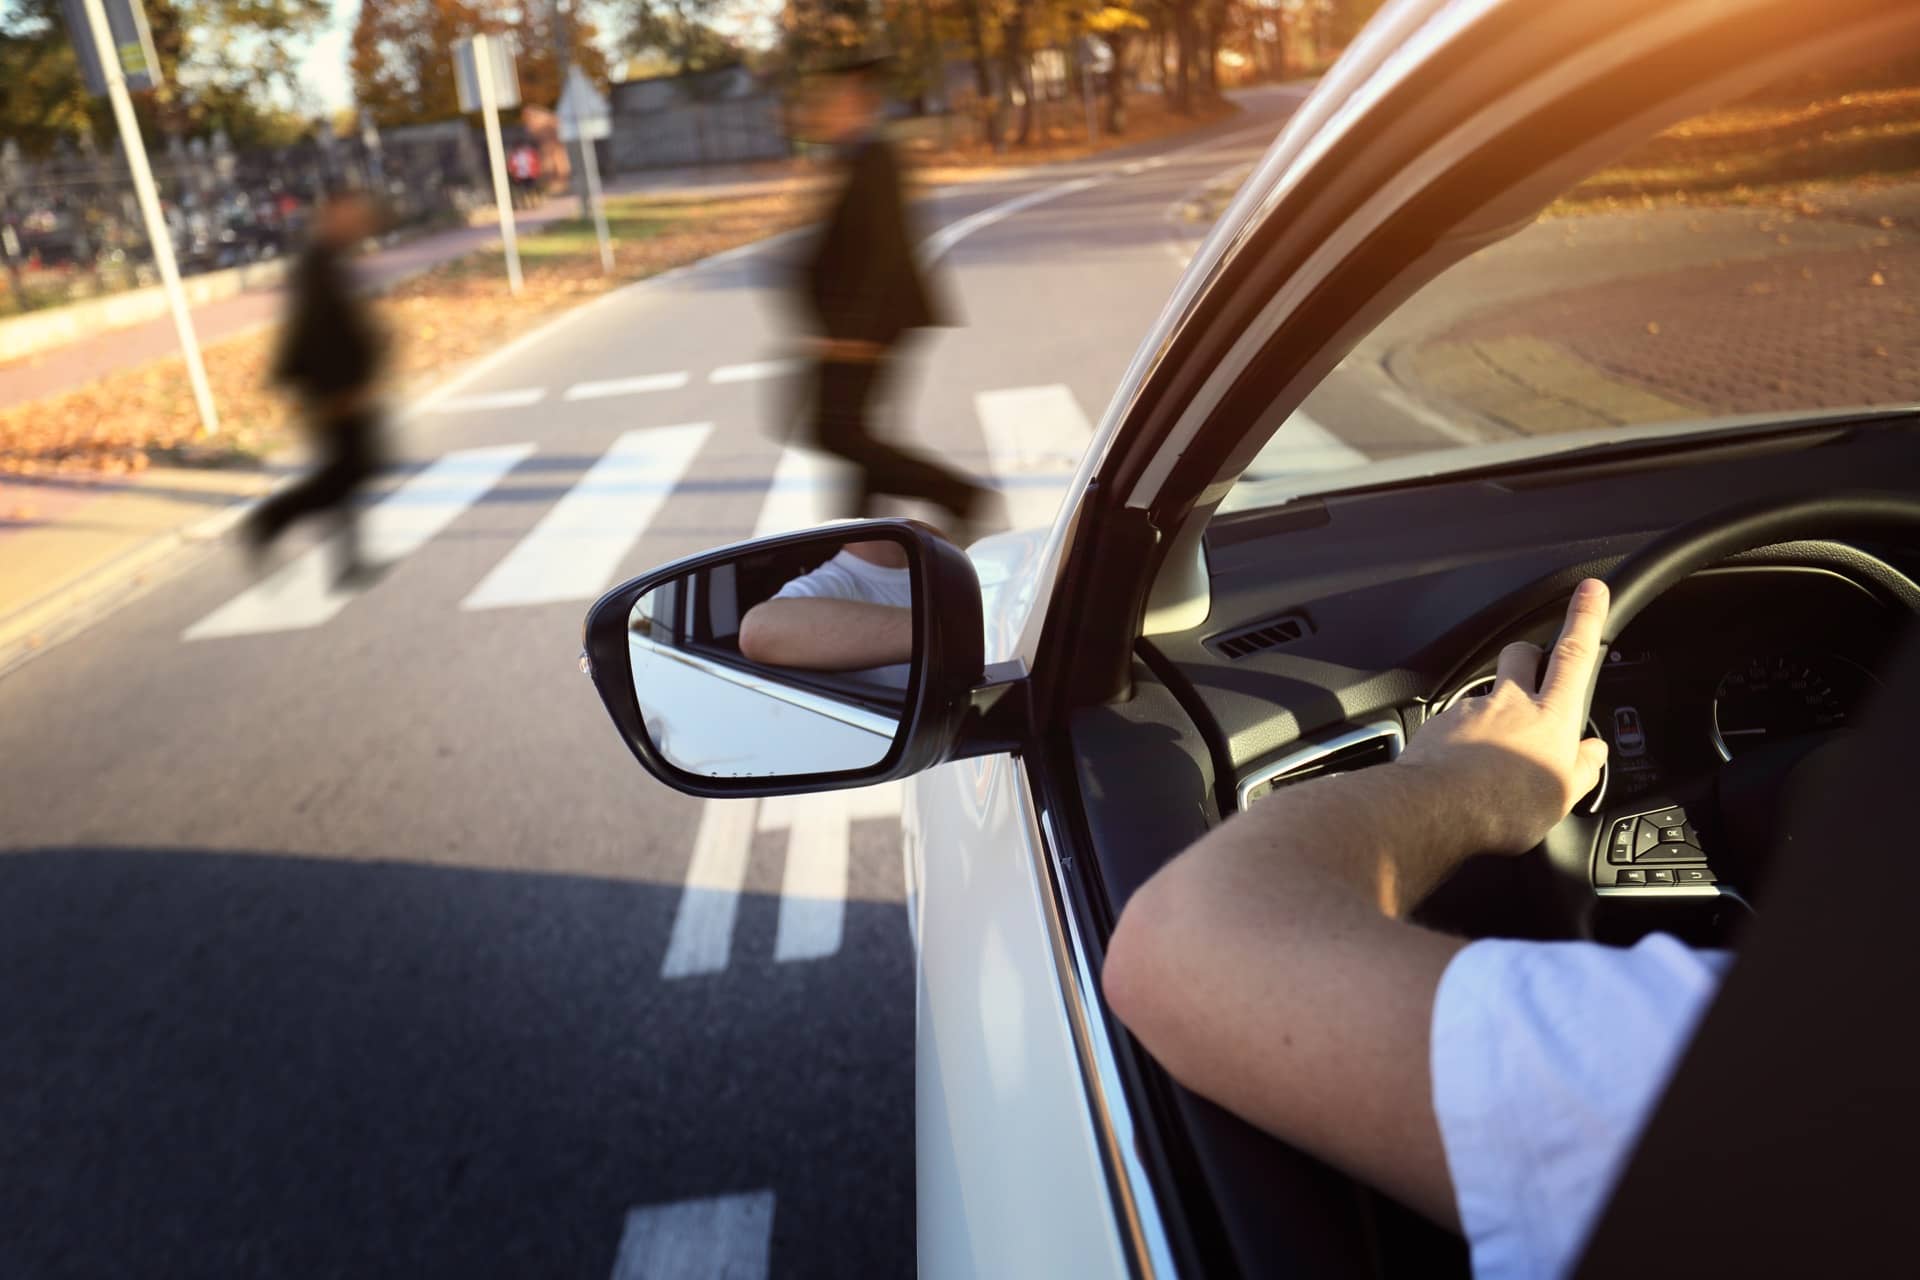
[[581, 519, 986, 798]]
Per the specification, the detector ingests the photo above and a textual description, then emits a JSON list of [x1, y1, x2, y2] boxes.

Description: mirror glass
[[625, 530, 918, 779]]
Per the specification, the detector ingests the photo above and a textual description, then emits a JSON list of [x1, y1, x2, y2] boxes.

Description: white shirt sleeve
[[1429, 933, 1733, 1280], [771, 549, 913, 608]]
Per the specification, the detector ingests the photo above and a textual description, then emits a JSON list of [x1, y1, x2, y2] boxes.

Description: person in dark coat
[[795, 57, 991, 534], [245, 189, 386, 585]]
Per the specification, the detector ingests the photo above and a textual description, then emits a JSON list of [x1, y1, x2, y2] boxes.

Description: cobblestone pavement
[[1384, 182, 1920, 436]]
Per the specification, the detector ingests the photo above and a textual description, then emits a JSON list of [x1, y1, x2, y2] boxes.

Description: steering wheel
[[1539, 491, 1920, 911]]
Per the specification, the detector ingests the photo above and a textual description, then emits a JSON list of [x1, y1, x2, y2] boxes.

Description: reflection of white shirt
[[1431, 933, 1732, 1280], [773, 550, 912, 608]]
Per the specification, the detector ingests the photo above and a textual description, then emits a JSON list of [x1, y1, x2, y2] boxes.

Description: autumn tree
[[0, 0, 324, 153], [350, 0, 607, 128], [1086, 3, 1147, 132], [617, 0, 740, 76]]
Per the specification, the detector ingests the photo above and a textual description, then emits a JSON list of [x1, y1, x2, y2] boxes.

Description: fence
[[607, 96, 791, 172]]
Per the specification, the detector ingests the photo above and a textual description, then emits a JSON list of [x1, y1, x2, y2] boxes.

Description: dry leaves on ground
[[0, 191, 809, 477]]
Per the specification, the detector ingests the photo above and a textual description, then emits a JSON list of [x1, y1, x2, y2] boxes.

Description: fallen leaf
[[1645, 321, 1662, 335], [1870, 271, 1887, 286]]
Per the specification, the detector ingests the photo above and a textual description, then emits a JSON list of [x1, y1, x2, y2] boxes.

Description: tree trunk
[[1171, 1, 1195, 114], [1102, 33, 1130, 134], [963, 0, 1002, 149], [1002, 5, 1034, 145]]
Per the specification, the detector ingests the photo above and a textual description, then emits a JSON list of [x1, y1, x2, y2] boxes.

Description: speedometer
[[1710, 656, 1853, 760]]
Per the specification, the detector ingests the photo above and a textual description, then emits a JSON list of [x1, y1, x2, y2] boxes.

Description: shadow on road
[[0, 846, 913, 1277]]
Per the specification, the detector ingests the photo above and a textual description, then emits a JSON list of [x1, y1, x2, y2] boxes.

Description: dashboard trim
[[1235, 720, 1404, 812]]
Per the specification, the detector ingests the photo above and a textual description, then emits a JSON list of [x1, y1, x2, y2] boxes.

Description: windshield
[[1221, 51, 1920, 515]]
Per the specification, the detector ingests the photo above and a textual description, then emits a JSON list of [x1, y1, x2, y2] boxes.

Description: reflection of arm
[[738, 598, 912, 671]]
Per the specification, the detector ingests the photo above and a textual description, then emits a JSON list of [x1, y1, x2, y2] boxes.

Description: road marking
[[768, 789, 851, 963], [564, 372, 690, 401], [1241, 409, 1371, 479], [752, 445, 852, 538], [463, 424, 711, 611], [921, 176, 1104, 263], [429, 387, 547, 413], [610, 1190, 775, 1280], [973, 384, 1096, 533], [183, 444, 532, 641], [846, 779, 905, 821], [710, 359, 799, 384], [660, 799, 759, 979]]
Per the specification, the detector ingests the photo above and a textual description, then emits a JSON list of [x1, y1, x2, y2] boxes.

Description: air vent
[[1207, 612, 1312, 660], [1237, 722, 1403, 810]]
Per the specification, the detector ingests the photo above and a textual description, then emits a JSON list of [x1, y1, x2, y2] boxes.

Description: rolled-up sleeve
[[1430, 934, 1732, 1279]]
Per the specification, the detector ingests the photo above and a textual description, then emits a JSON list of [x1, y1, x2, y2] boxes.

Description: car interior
[[1049, 28, 1920, 1275]]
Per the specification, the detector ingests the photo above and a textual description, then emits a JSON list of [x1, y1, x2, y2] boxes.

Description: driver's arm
[[1102, 579, 1611, 1227], [738, 598, 913, 671]]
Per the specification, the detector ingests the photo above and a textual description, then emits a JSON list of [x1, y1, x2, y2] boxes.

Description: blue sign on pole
[[60, 0, 163, 95]]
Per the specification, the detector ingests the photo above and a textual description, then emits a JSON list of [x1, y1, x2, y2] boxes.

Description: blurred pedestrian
[[509, 142, 541, 208], [244, 187, 386, 586], [791, 55, 991, 538]]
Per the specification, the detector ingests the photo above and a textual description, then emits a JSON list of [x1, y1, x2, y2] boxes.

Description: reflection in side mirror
[[625, 532, 916, 779], [585, 518, 987, 797]]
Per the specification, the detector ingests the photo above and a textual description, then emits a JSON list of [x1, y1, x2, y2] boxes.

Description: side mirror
[[581, 519, 986, 797]]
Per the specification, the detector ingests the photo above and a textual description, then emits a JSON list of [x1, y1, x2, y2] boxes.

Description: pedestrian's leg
[[327, 414, 380, 583], [811, 359, 987, 524]]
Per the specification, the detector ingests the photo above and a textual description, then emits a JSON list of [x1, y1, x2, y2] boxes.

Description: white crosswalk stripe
[[430, 388, 546, 413], [563, 372, 689, 401], [1243, 409, 1371, 477], [974, 384, 1097, 533], [660, 799, 759, 980], [658, 785, 905, 980], [752, 445, 852, 538], [711, 359, 800, 384], [610, 1190, 775, 1280], [463, 424, 710, 611], [183, 443, 532, 641]]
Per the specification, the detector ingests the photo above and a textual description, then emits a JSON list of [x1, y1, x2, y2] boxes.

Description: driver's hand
[[1399, 578, 1611, 853]]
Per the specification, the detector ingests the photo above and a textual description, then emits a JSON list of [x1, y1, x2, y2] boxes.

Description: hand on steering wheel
[[1401, 580, 1611, 854]]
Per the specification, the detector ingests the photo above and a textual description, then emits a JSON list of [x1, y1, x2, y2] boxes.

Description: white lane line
[[921, 176, 1103, 263], [660, 799, 759, 980], [1241, 409, 1371, 478], [463, 424, 711, 611], [710, 359, 800, 384], [974, 384, 1097, 533], [429, 387, 547, 413], [183, 444, 532, 641], [610, 1190, 775, 1280], [752, 445, 852, 538], [563, 372, 690, 401], [770, 789, 852, 963]]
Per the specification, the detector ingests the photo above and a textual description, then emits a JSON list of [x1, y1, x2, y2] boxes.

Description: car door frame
[[986, 0, 1920, 1275]]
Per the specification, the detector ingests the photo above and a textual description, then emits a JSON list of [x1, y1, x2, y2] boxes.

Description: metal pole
[[575, 113, 612, 274], [474, 36, 523, 294], [77, 0, 219, 436], [1083, 42, 1098, 141]]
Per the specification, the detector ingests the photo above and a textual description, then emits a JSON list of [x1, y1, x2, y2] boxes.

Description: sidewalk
[[0, 203, 589, 414]]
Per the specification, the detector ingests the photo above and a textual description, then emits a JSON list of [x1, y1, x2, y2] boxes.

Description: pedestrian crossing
[[183, 377, 1377, 644], [661, 783, 903, 978]]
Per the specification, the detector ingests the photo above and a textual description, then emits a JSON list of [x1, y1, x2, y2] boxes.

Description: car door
[[956, 0, 1920, 1276]]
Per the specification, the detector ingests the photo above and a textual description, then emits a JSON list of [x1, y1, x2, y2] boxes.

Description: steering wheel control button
[[1646, 868, 1678, 885], [1608, 820, 1635, 864], [1633, 821, 1662, 858], [1675, 866, 1715, 884], [1644, 807, 1687, 830], [1642, 843, 1706, 864], [1659, 825, 1687, 843], [1617, 869, 1648, 885]]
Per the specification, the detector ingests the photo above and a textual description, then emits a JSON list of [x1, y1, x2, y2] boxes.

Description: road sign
[[60, 0, 162, 94], [453, 33, 521, 113], [556, 66, 612, 142]]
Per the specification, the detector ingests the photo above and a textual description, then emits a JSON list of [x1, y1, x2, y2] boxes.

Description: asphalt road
[[0, 87, 1347, 1279]]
